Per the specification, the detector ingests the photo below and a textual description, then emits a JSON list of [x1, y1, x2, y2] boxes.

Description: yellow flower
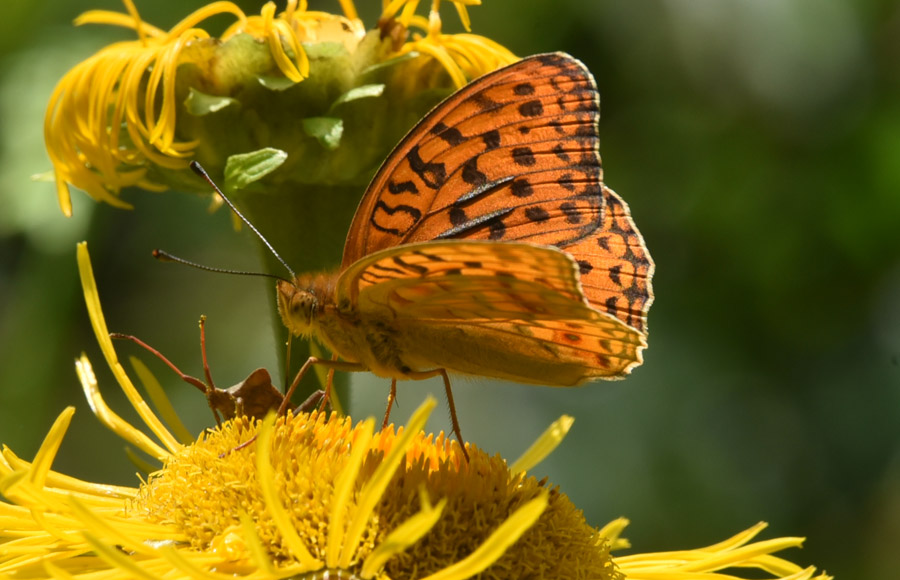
[[0, 242, 833, 580], [381, 0, 517, 89], [44, 0, 517, 217]]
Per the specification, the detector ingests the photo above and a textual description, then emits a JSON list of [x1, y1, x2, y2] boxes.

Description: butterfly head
[[276, 280, 318, 337]]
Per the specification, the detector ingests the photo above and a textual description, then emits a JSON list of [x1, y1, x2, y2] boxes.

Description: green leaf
[[224, 148, 288, 191], [302, 41, 346, 59], [184, 88, 238, 115], [361, 51, 421, 75], [258, 75, 297, 91], [333, 84, 385, 108], [302, 117, 344, 150]]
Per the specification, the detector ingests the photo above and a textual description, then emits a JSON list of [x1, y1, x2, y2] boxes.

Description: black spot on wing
[[510, 178, 533, 198], [412, 250, 447, 262], [553, 143, 571, 163], [560, 202, 582, 224], [454, 175, 514, 205], [514, 82, 535, 95], [392, 255, 428, 275], [538, 53, 569, 67], [434, 207, 515, 239], [407, 145, 446, 189], [449, 207, 467, 226], [388, 180, 418, 195], [608, 264, 622, 286], [467, 90, 500, 111], [557, 173, 576, 192], [481, 129, 501, 150], [431, 121, 465, 146], [575, 124, 596, 138], [371, 201, 422, 235], [488, 218, 506, 240], [512, 147, 535, 167], [461, 157, 487, 186], [518, 100, 544, 117], [368, 263, 405, 277], [604, 296, 618, 317], [525, 206, 549, 222]]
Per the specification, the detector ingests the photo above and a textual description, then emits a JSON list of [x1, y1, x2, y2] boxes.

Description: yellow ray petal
[[510, 415, 574, 474], [419, 490, 549, 580], [338, 398, 436, 568]]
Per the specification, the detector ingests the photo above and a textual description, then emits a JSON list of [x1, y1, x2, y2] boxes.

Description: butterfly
[[191, 52, 654, 452]]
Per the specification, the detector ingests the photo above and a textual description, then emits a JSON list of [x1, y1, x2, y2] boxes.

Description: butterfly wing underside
[[335, 241, 646, 385], [341, 52, 654, 337]]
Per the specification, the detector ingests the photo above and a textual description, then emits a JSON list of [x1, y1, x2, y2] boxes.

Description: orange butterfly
[[193, 53, 654, 450]]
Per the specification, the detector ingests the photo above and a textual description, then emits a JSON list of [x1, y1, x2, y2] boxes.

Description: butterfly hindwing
[[403, 316, 645, 384], [338, 240, 585, 310], [334, 241, 645, 383]]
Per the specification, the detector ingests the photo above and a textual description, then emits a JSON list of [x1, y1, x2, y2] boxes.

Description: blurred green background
[[1, 0, 898, 578]]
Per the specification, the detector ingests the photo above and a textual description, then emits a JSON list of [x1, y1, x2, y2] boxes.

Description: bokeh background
[[1, 1, 899, 578]]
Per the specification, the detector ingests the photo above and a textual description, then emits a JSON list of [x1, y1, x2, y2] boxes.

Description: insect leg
[[109, 332, 221, 425], [277, 357, 367, 418], [317, 353, 339, 413], [404, 369, 469, 462], [382, 379, 398, 430], [198, 315, 216, 391]]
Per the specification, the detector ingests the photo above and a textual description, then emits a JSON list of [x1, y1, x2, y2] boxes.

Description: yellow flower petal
[[420, 490, 549, 580], [339, 398, 435, 568], [360, 490, 447, 578], [510, 414, 574, 473], [255, 414, 321, 568], [76, 242, 180, 457]]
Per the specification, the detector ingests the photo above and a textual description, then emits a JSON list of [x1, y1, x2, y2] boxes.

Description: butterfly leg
[[405, 369, 469, 462], [317, 353, 339, 413], [382, 379, 398, 430], [277, 356, 367, 418]]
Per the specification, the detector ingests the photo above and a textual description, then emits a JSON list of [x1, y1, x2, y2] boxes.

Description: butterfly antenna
[[153, 249, 291, 283], [190, 161, 297, 280]]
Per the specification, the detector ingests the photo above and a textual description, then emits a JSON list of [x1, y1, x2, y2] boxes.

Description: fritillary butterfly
[[198, 52, 654, 450]]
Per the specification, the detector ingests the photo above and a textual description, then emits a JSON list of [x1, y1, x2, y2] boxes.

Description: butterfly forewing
[[340, 52, 653, 337], [342, 53, 603, 261]]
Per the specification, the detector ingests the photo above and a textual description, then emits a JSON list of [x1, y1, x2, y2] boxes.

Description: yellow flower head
[[45, 0, 517, 216]]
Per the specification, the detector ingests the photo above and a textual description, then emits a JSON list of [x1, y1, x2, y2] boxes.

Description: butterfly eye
[[292, 292, 317, 322], [276, 281, 317, 335]]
